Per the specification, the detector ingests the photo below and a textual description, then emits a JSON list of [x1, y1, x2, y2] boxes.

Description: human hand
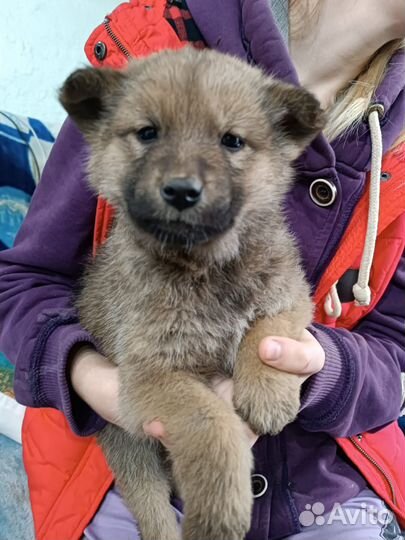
[[69, 347, 258, 445], [143, 331, 325, 446], [70, 331, 324, 444], [144, 377, 259, 448], [258, 329, 325, 381], [70, 345, 120, 425]]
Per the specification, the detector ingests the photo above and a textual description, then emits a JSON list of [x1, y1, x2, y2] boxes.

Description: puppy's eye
[[137, 126, 158, 143], [221, 133, 245, 152]]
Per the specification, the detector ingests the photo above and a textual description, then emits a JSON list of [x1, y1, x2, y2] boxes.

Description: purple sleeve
[[300, 253, 405, 437], [0, 119, 107, 436]]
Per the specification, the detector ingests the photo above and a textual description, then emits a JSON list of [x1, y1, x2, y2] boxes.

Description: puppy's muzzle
[[160, 177, 203, 211]]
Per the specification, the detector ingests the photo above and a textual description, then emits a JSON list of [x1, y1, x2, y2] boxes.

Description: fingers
[[143, 378, 260, 448], [70, 349, 121, 425], [141, 332, 326, 447], [143, 420, 170, 446], [258, 329, 325, 376]]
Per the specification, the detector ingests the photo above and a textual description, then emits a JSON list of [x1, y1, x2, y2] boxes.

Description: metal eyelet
[[94, 41, 107, 61], [380, 172, 391, 182], [251, 474, 268, 498], [367, 103, 385, 119], [309, 179, 337, 207]]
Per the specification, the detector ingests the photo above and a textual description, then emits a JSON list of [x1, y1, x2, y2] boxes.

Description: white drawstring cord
[[352, 108, 383, 306], [324, 282, 342, 318], [324, 106, 383, 317]]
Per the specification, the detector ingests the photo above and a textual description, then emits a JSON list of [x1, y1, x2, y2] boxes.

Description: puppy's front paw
[[233, 372, 301, 435]]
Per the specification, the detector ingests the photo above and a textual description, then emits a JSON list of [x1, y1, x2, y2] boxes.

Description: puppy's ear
[[265, 81, 326, 156], [59, 67, 125, 135]]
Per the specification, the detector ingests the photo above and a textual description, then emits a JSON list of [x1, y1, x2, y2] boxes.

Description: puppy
[[60, 47, 324, 540]]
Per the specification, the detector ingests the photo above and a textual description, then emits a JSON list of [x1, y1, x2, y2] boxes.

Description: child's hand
[[70, 345, 121, 426], [70, 347, 259, 445], [144, 377, 260, 448], [144, 330, 326, 445], [258, 329, 325, 381], [71, 331, 325, 447]]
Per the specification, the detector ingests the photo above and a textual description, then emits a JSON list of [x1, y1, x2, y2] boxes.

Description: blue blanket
[[0, 112, 57, 540], [0, 111, 56, 250], [0, 111, 57, 395]]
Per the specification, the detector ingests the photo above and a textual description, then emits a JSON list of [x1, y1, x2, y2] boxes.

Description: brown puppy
[[60, 47, 325, 540]]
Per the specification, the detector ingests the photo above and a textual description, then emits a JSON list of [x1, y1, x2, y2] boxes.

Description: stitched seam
[[73, 460, 114, 540], [39, 442, 105, 538], [30, 316, 78, 407], [281, 432, 301, 532], [239, 0, 255, 64]]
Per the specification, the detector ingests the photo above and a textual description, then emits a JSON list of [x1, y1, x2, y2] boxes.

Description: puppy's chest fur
[[77, 223, 295, 377]]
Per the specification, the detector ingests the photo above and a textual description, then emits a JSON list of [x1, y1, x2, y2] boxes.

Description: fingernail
[[262, 339, 282, 361]]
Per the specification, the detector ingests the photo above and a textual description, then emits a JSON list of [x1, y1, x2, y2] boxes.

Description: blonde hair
[[289, 0, 405, 142], [394, 130, 405, 147], [325, 39, 405, 141]]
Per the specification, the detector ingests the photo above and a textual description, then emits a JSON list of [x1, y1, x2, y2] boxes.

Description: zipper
[[350, 435, 397, 505], [103, 17, 132, 58]]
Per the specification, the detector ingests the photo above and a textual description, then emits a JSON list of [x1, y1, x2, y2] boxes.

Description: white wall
[[0, 0, 120, 125]]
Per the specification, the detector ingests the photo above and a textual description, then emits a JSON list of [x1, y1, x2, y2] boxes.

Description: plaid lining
[[164, 0, 206, 48]]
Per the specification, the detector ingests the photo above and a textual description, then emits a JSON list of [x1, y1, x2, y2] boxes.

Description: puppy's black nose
[[160, 177, 203, 211]]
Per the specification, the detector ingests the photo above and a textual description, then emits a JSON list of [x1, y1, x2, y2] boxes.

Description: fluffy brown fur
[[60, 47, 325, 540]]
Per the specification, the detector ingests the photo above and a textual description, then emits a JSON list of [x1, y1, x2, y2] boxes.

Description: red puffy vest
[[22, 1, 405, 538]]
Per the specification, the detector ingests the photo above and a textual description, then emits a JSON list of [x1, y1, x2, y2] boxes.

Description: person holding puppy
[[0, 1, 404, 539]]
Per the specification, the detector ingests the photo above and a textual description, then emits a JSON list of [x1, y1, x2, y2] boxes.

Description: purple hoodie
[[0, 1, 404, 538]]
